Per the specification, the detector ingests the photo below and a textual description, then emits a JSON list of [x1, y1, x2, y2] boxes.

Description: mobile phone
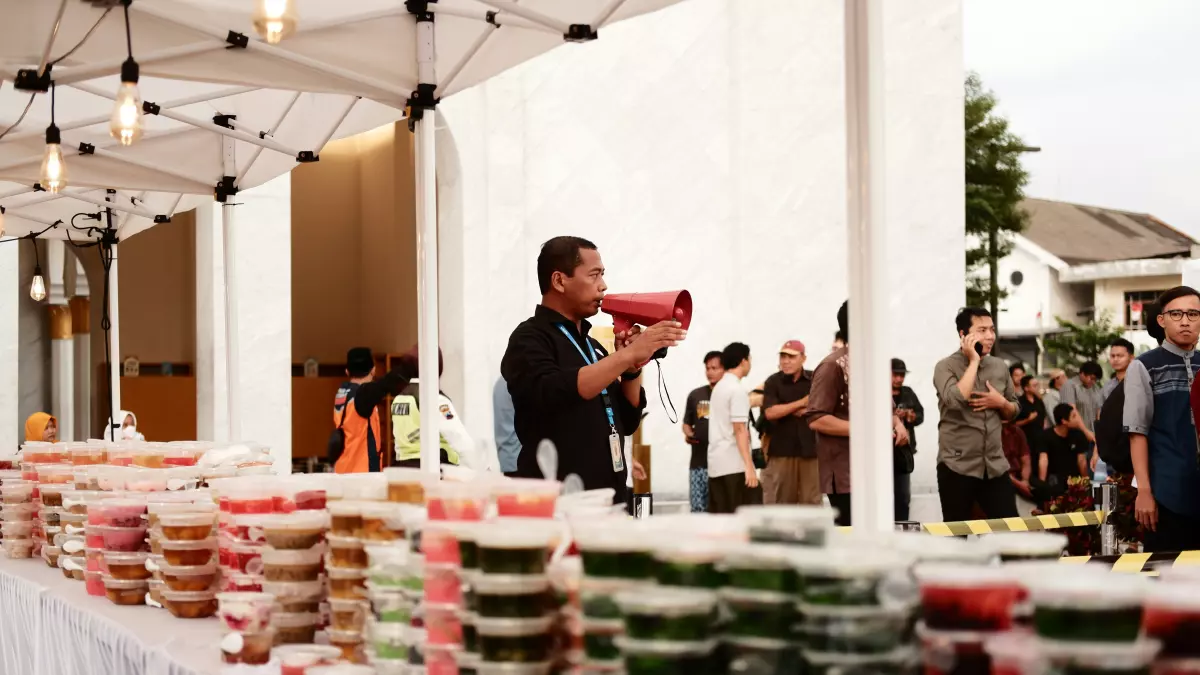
[[974, 342, 984, 357]]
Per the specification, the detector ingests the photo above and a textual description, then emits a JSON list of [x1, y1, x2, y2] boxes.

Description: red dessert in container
[[1146, 582, 1200, 658], [85, 570, 106, 596], [424, 563, 463, 605], [275, 645, 341, 675], [425, 604, 464, 645], [914, 564, 1021, 632], [492, 478, 561, 519], [421, 525, 462, 565], [425, 481, 488, 522], [90, 498, 148, 527]]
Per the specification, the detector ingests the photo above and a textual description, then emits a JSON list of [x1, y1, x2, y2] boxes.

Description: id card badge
[[609, 432, 625, 472]]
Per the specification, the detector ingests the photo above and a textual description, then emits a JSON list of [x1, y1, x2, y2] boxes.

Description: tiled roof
[[1020, 198, 1195, 265]]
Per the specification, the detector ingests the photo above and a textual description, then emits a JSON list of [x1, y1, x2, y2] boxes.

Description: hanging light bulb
[[40, 123, 67, 193], [253, 0, 298, 44], [0, 207, 6, 239], [110, 58, 143, 145], [29, 239, 46, 302]]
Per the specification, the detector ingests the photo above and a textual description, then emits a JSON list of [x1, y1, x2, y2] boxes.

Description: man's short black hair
[[1079, 361, 1103, 378], [721, 342, 750, 371], [955, 307, 992, 335], [537, 236, 598, 295], [837, 301, 848, 343], [347, 347, 374, 378], [834, 330, 847, 344], [1109, 338, 1135, 354], [1009, 363, 1026, 376], [1053, 403, 1074, 426], [1020, 375, 1034, 389], [1145, 302, 1166, 345], [704, 351, 723, 365], [1156, 286, 1200, 312]]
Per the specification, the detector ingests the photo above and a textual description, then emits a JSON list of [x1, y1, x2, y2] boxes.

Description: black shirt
[[1040, 427, 1089, 486], [762, 370, 817, 459], [892, 385, 924, 452], [682, 385, 713, 470], [1016, 395, 1047, 457], [500, 305, 647, 492]]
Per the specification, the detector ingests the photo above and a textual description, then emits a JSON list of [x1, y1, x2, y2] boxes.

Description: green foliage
[[965, 73, 1031, 309], [1043, 311, 1126, 370]]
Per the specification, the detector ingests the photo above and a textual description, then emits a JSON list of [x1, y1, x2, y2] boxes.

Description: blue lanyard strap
[[557, 324, 617, 430]]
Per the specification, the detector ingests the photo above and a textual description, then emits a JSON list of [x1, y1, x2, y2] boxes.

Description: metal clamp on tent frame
[[214, 176, 238, 204], [565, 24, 598, 42], [14, 64, 52, 93]]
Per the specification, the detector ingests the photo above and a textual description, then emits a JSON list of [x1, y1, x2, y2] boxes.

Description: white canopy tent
[[0, 0, 898, 533]]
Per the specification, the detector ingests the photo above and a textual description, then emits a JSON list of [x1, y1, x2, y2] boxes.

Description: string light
[[41, 84, 66, 193], [111, 2, 143, 145], [29, 239, 46, 302], [253, 0, 298, 44]]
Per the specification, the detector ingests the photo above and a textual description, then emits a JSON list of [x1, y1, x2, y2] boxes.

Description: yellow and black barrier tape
[[1060, 550, 1200, 574], [920, 510, 1104, 536]]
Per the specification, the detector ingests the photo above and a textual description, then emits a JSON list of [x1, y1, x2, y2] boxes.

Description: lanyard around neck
[[556, 324, 617, 430]]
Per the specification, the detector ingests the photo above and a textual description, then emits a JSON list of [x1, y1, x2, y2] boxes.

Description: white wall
[[995, 242, 1054, 334], [1095, 274, 1179, 327], [438, 0, 965, 498]]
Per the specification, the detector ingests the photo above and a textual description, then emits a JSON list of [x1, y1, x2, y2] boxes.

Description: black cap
[[347, 347, 374, 378], [891, 358, 908, 374]]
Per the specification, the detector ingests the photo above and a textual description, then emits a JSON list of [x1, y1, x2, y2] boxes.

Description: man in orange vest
[[330, 347, 417, 473]]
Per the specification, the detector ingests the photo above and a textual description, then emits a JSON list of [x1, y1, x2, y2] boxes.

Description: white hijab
[[106, 410, 145, 441]]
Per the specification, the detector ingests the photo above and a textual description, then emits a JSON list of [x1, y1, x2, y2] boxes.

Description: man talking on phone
[[933, 307, 1020, 522]]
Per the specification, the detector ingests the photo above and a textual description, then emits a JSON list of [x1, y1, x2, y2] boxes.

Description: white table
[[0, 557, 227, 675]]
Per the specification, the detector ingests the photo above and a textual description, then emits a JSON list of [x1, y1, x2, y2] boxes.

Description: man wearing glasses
[[1125, 286, 1200, 552]]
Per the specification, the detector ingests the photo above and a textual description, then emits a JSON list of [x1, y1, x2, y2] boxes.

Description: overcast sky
[[964, 0, 1200, 236]]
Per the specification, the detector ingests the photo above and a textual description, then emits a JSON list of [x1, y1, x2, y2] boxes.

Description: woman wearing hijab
[[24, 413, 58, 442], [105, 410, 145, 441]]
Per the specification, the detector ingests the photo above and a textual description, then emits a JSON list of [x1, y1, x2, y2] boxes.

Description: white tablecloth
[[0, 557, 227, 675]]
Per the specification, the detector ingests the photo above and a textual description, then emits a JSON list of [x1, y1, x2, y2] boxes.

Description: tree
[[965, 73, 1032, 323], [1043, 311, 1126, 371]]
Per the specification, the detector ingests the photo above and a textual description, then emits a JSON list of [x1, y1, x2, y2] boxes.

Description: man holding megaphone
[[501, 236, 688, 503]]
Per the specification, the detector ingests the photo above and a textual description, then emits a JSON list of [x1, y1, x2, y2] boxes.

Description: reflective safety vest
[[391, 384, 460, 465]]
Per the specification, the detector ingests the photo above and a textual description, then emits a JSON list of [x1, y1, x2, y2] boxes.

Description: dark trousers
[[1145, 501, 1200, 553], [936, 463, 1018, 522], [708, 473, 762, 514], [828, 492, 852, 526], [894, 472, 911, 522]]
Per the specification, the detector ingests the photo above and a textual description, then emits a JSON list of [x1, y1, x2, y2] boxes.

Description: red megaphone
[[601, 290, 693, 334]]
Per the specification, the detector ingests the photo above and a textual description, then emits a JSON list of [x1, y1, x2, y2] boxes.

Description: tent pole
[[414, 11, 440, 475], [844, 0, 892, 532], [107, 244, 121, 440], [221, 137, 242, 442]]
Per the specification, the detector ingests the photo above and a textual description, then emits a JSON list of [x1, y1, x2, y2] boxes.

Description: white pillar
[[47, 241, 73, 441], [71, 295, 91, 441], [0, 241, 16, 451], [195, 200, 229, 442], [415, 15, 441, 475], [1182, 259, 1200, 290], [228, 174, 293, 473], [844, 0, 893, 532]]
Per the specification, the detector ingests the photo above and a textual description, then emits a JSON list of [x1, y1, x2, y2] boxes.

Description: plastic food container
[[792, 546, 915, 607], [426, 603, 466, 645], [724, 636, 803, 675], [582, 617, 622, 661], [145, 498, 217, 527], [218, 482, 276, 515], [1147, 583, 1200, 658], [103, 551, 151, 580], [160, 536, 217, 567], [367, 583, 415, 623], [220, 629, 275, 665], [274, 644, 342, 675], [492, 479, 562, 519], [474, 519, 561, 575], [1026, 567, 1147, 642], [425, 480, 489, 522], [216, 591, 276, 633], [329, 598, 369, 632], [85, 569, 106, 596], [914, 563, 1022, 632], [615, 587, 717, 642], [723, 545, 798, 594], [220, 573, 264, 594], [83, 524, 106, 549], [580, 577, 649, 621], [1, 482, 34, 504], [370, 621, 410, 659], [719, 587, 797, 640], [983, 632, 1045, 675], [474, 615, 555, 662], [158, 512, 216, 541], [422, 524, 463, 566], [219, 537, 265, 574], [38, 484, 67, 507], [359, 502, 406, 542], [652, 540, 730, 589], [273, 611, 321, 645], [328, 500, 370, 537], [1040, 639, 1160, 674], [384, 467, 432, 504], [160, 561, 220, 591], [473, 573, 552, 619], [43, 544, 62, 568], [327, 628, 367, 664], [95, 525, 149, 552], [90, 499, 147, 527], [797, 603, 911, 655], [983, 532, 1067, 562], [1, 520, 33, 539], [425, 563, 464, 605], [261, 579, 324, 609], [258, 511, 329, 550], [324, 565, 364, 600], [102, 576, 149, 605], [615, 636, 716, 675], [40, 506, 61, 526], [162, 588, 218, 618], [70, 446, 108, 466], [3, 537, 33, 558], [328, 535, 367, 569], [804, 647, 917, 675], [0, 503, 36, 520], [226, 514, 273, 544], [162, 447, 200, 467], [37, 463, 74, 484], [572, 522, 657, 580], [737, 504, 837, 546], [262, 545, 324, 581]]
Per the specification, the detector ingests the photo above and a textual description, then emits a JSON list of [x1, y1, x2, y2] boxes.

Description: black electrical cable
[[654, 358, 678, 424], [99, 207, 116, 441], [0, 95, 37, 143], [48, 7, 114, 67], [123, 2, 133, 60]]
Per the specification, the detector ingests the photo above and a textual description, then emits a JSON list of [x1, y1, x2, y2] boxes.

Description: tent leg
[[414, 14, 440, 476], [221, 138, 242, 442], [108, 243, 121, 441], [844, 0, 892, 533]]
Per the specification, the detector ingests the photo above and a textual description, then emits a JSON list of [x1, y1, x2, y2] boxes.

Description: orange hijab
[[24, 413, 56, 442]]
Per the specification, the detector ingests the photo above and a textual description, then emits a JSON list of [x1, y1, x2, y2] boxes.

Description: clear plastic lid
[[612, 636, 716, 657], [327, 535, 365, 549], [615, 587, 718, 617], [364, 545, 408, 568], [327, 500, 374, 517], [102, 550, 150, 566], [1025, 566, 1147, 609], [736, 504, 837, 525], [261, 579, 325, 600], [383, 467, 431, 484], [101, 575, 149, 590], [257, 511, 330, 531], [473, 518, 562, 550], [307, 666, 376, 675], [980, 532, 1067, 557], [159, 536, 218, 551], [570, 518, 654, 552], [470, 662, 552, 675], [792, 546, 914, 578], [261, 544, 325, 565], [158, 512, 217, 527], [472, 573, 552, 595], [272, 644, 342, 667], [327, 566, 366, 580], [912, 563, 1020, 588], [272, 611, 321, 628], [161, 589, 217, 601], [876, 532, 994, 564], [474, 615, 556, 637], [490, 478, 562, 497], [723, 544, 795, 570], [158, 561, 218, 577], [1040, 638, 1160, 668]]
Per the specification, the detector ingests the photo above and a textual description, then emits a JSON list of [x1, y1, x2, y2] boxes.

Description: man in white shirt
[[707, 342, 762, 513]]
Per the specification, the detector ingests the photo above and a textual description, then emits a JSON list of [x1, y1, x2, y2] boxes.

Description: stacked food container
[[260, 509, 329, 651], [90, 496, 150, 601], [0, 473, 35, 559]]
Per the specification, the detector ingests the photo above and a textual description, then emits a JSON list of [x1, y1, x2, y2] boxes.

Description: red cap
[[780, 340, 805, 356]]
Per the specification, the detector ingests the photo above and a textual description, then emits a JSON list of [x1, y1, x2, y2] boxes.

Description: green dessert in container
[[581, 577, 650, 621], [472, 662, 553, 675], [572, 519, 657, 580], [652, 540, 730, 589], [803, 647, 917, 675], [438, 521, 483, 571], [721, 545, 798, 594], [474, 518, 562, 576], [615, 636, 717, 675], [796, 603, 911, 655], [723, 636, 802, 675], [371, 621, 410, 660], [1027, 569, 1147, 643], [720, 587, 796, 640], [473, 573, 554, 619], [456, 649, 482, 675], [791, 547, 915, 608], [460, 610, 480, 653], [615, 587, 718, 642], [475, 615, 556, 663], [1041, 638, 1160, 675], [982, 531, 1067, 563], [367, 582, 416, 623], [736, 504, 836, 547], [582, 618, 624, 661]]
